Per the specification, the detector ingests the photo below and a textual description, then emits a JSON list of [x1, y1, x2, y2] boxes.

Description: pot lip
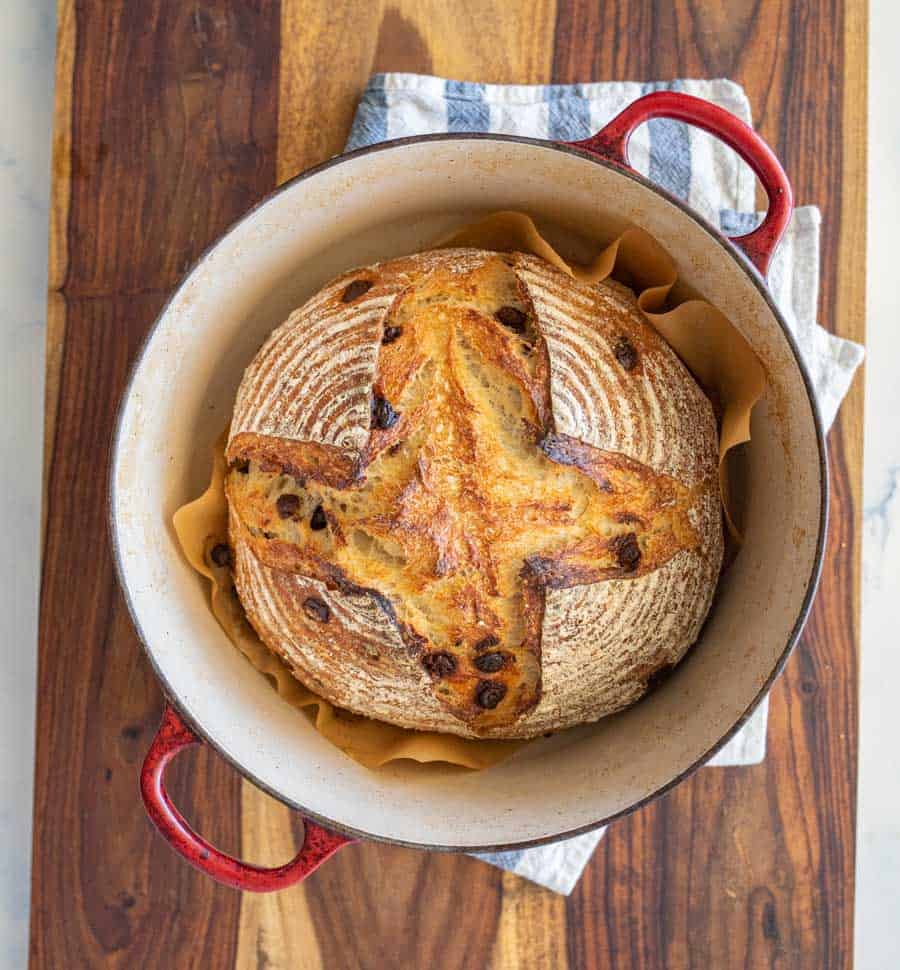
[[108, 131, 829, 854]]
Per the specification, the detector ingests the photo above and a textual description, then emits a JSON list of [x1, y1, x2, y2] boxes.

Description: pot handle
[[569, 91, 793, 276], [140, 705, 354, 892]]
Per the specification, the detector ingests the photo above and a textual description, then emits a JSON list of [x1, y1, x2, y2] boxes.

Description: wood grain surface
[[30, 1, 866, 967]]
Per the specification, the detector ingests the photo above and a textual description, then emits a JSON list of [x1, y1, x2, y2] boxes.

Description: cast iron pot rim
[[109, 131, 829, 854]]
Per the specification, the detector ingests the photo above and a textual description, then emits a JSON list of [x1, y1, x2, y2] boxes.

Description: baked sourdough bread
[[225, 248, 723, 739]]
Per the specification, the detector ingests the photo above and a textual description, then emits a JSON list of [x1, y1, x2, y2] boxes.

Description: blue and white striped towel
[[346, 74, 864, 895]]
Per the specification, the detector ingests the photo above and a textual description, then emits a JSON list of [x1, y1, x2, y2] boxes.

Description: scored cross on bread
[[226, 250, 722, 738]]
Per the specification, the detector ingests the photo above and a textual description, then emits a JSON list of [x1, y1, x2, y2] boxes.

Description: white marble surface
[[856, 1, 900, 967], [0, 2, 55, 968], [0, 2, 897, 967]]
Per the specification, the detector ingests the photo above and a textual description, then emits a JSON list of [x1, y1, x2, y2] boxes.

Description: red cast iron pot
[[111, 92, 825, 891]]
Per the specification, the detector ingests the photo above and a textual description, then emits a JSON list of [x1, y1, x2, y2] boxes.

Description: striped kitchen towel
[[346, 74, 864, 895]]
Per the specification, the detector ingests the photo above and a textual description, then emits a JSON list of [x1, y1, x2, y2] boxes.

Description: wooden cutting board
[[31, 1, 866, 967]]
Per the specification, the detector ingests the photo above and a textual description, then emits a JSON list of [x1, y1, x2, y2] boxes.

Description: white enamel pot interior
[[111, 130, 826, 854]]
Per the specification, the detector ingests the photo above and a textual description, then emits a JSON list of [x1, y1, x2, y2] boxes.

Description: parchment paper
[[173, 211, 764, 769]]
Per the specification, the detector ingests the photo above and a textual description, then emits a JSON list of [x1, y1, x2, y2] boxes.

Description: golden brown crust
[[226, 249, 723, 738], [226, 432, 360, 488]]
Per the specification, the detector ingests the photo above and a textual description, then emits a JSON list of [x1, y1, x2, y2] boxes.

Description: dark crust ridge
[[227, 431, 361, 488]]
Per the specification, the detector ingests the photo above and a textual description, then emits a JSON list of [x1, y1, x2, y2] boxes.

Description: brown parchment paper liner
[[173, 211, 764, 771]]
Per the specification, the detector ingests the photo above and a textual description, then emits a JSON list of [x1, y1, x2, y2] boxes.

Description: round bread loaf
[[225, 249, 723, 739]]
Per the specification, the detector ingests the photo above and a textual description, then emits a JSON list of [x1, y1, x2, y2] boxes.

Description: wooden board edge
[[42, 0, 75, 548]]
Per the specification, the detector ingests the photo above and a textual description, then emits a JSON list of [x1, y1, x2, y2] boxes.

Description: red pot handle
[[569, 91, 793, 277], [140, 705, 354, 892]]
